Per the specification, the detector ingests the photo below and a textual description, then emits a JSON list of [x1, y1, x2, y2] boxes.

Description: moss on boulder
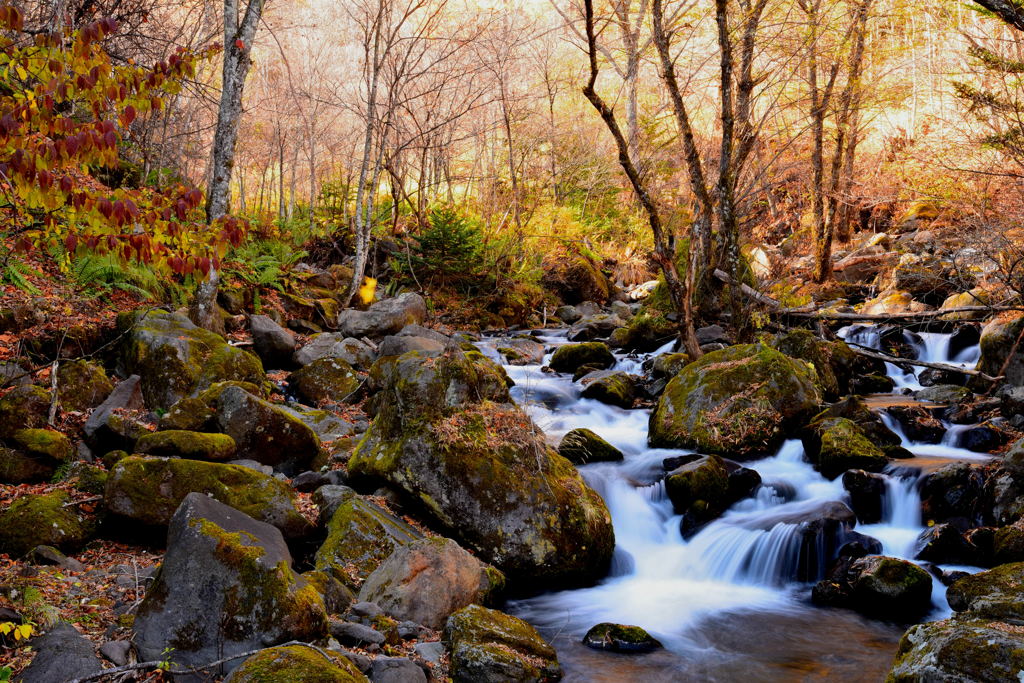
[[118, 310, 265, 410], [579, 371, 636, 408], [443, 604, 561, 683], [225, 645, 368, 683], [649, 344, 821, 459], [56, 360, 114, 413], [582, 623, 662, 654], [12, 428, 72, 461], [849, 555, 932, 620], [946, 562, 1024, 621], [135, 430, 236, 461], [976, 311, 1024, 388], [802, 417, 888, 480], [0, 447, 55, 483], [557, 428, 623, 464], [105, 456, 311, 539], [0, 490, 95, 556], [665, 455, 730, 519], [349, 348, 614, 587], [289, 358, 361, 406], [0, 385, 50, 438], [771, 329, 856, 400], [548, 342, 614, 374], [887, 617, 1024, 682], [314, 494, 423, 590]]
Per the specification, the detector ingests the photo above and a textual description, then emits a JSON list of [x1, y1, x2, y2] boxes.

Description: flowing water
[[475, 326, 990, 682]]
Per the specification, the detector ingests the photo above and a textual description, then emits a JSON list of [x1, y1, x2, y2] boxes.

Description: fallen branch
[[781, 305, 1024, 322], [845, 342, 1001, 382], [62, 495, 103, 508], [712, 269, 782, 308], [67, 640, 335, 683]]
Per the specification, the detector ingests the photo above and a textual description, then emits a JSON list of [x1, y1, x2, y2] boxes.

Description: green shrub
[[407, 205, 484, 287]]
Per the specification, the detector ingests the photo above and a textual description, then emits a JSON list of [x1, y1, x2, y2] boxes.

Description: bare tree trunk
[[194, 0, 266, 334], [582, 0, 700, 359]]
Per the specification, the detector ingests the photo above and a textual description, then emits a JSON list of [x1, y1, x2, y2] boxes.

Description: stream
[[475, 326, 988, 682]]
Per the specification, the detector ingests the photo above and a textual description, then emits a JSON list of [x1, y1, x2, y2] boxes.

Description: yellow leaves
[[358, 276, 377, 305], [0, 621, 34, 641]]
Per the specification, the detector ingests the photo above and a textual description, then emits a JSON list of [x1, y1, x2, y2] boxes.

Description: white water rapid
[[475, 326, 989, 682]]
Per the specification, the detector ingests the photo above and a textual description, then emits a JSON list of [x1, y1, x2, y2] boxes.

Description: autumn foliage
[[0, 6, 244, 277]]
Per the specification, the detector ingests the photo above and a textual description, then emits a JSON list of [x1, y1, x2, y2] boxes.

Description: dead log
[[845, 342, 1000, 382]]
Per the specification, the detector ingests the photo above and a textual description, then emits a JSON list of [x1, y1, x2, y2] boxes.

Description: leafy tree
[[0, 6, 244, 280]]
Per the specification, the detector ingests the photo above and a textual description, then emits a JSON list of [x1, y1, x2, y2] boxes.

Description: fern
[[71, 252, 168, 301], [1, 258, 41, 294]]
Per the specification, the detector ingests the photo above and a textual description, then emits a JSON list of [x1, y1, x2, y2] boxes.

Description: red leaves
[[120, 105, 136, 126], [234, 39, 246, 51], [0, 6, 24, 31]]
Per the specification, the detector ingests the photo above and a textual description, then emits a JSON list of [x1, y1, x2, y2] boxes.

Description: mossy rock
[[541, 253, 611, 305], [118, 310, 265, 410], [665, 455, 729, 518], [811, 396, 905, 459], [977, 312, 1024, 389], [313, 495, 423, 591], [225, 644, 368, 683], [946, 561, 1024, 621], [158, 396, 217, 431], [649, 344, 821, 459], [0, 446, 55, 483], [133, 493, 328, 673], [0, 385, 50, 438], [557, 428, 623, 465], [579, 371, 636, 408], [609, 312, 676, 353], [105, 456, 311, 539], [771, 329, 856, 400], [802, 417, 888, 480], [0, 490, 96, 556], [349, 349, 614, 586], [443, 604, 561, 683], [652, 352, 690, 379], [548, 342, 615, 374], [849, 555, 932, 620], [582, 623, 662, 653], [11, 428, 72, 462], [135, 430, 237, 461], [940, 288, 991, 321], [289, 358, 361, 406], [887, 616, 1024, 682], [67, 462, 109, 495], [56, 360, 114, 413]]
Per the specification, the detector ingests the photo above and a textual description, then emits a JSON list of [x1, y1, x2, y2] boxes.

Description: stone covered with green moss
[[802, 417, 888, 480], [443, 604, 561, 683], [810, 396, 908, 460], [579, 371, 636, 408], [887, 617, 1024, 682], [135, 430, 237, 461], [12, 428, 72, 461], [133, 493, 328, 675], [557, 428, 623, 464], [849, 555, 932, 620], [0, 385, 50, 438], [349, 348, 614, 587], [582, 623, 662, 653], [771, 329, 856, 400], [56, 359, 114, 413], [118, 310, 265, 410], [665, 455, 729, 519], [0, 490, 96, 556], [105, 456, 311, 539], [609, 311, 677, 352], [976, 311, 1024, 388], [548, 342, 615, 374], [288, 357, 361, 406], [649, 344, 821, 459], [946, 562, 1024, 621], [314, 494, 423, 590], [652, 352, 691, 379], [0, 447, 54, 483], [225, 644, 369, 683]]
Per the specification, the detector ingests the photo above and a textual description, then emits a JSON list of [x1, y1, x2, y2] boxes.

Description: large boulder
[[203, 383, 322, 475], [0, 385, 50, 438], [977, 311, 1024, 388], [0, 490, 95, 556], [293, 333, 376, 369], [358, 537, 505, 629], [132, 494, 328, 676], [946, 562, 1024, 621], [337, 293, 427, 339], [105, 456, 311, 539], [802, 417, 888, 480], [82, 375, 148, 454], [919, 463, 987, 525], [226, 644, 368, 682], [771, 329, 857, 400], [578, 371, 637, 408], [887, 617, 1024, 682], [119, 310, 265, 410], [443, 604, 562, 683], [541, 253, 610, 305], [314, 492, 423, 590], [665, 455, 730, 527], [289, 357, 361, 406], [349, 349, 614, 586], [548, 342, 615, 374], [249, 314, 297, 369], [649, 344, 821, 459], [496, 337, 546, 366], [849, 555, 932, 620], [0, 428, 72, 483]]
